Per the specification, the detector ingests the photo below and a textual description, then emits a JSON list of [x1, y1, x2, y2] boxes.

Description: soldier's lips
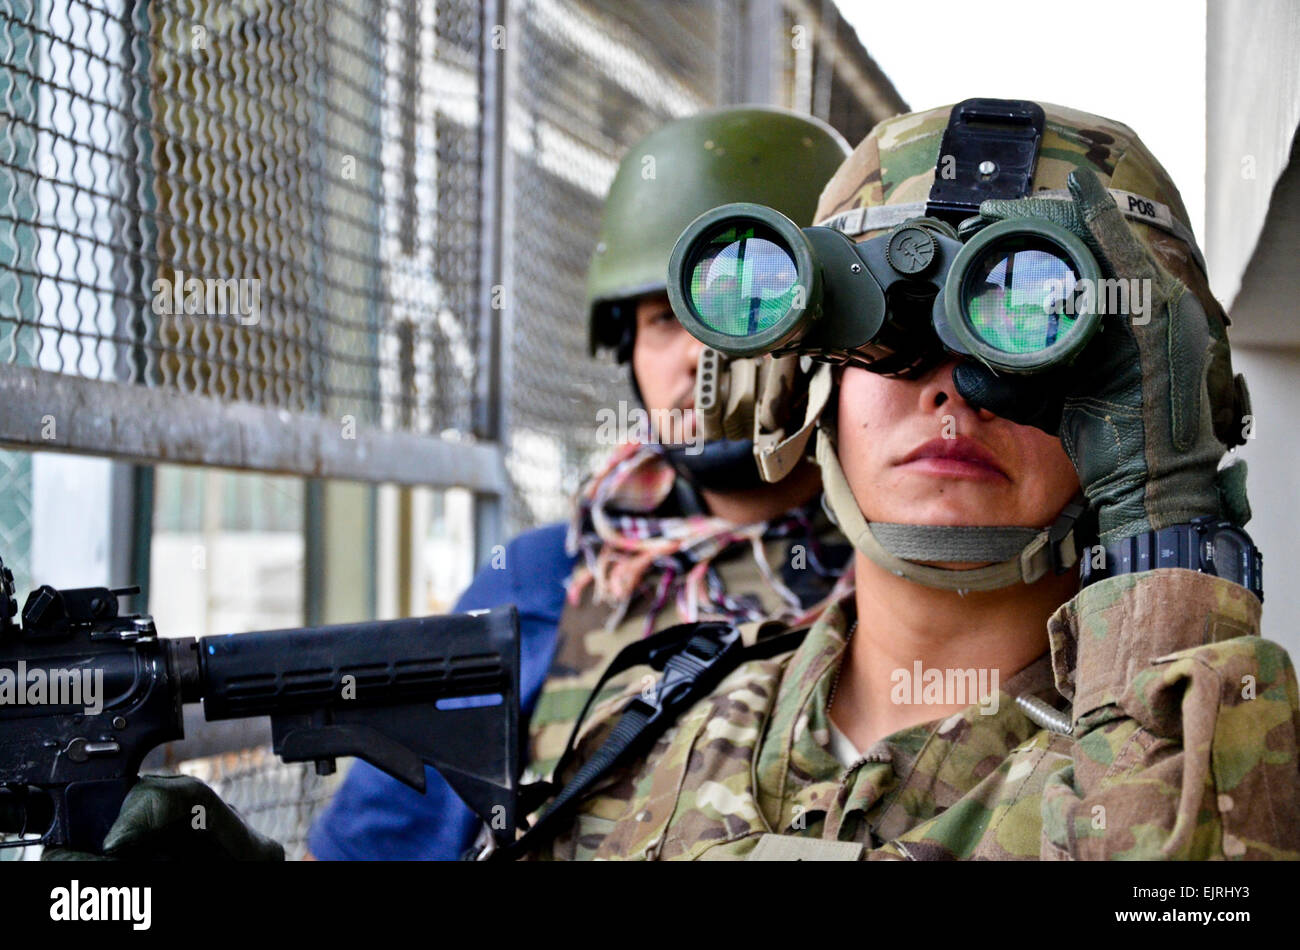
[[897, 437, 1010, 482]]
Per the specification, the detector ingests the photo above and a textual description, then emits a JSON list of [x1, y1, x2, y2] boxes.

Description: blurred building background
[[1202, 0, 1300, 653], [0, 0, 905, 857]]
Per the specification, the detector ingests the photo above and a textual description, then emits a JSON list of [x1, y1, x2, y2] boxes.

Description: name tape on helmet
[[1108, 189, 1175, 230]]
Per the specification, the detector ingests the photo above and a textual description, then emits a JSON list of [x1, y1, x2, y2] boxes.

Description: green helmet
[[588, 106, 850, 357]]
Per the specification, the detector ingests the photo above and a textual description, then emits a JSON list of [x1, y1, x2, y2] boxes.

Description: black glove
[[954, 168, 1247, 542], [42, 775, 285, 861]]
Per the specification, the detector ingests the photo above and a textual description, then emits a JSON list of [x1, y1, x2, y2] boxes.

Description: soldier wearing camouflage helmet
[[513, 101, 1300, 861]]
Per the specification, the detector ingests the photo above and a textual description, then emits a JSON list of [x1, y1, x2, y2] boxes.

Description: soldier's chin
[[911, 559, 997, 571], [883, 484, 1023, 530]]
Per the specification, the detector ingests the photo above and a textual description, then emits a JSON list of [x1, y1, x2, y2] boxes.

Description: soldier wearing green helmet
[[505, 100, 1300, 861], [582, 105, 852, 496], [587, 108, 849, 353], [524, 106, 859, 785]]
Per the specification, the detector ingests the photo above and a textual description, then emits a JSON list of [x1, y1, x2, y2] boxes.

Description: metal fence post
[[742, 0, 781, 105], [304, 479, 325, 626], [474, 0, 508, 569]]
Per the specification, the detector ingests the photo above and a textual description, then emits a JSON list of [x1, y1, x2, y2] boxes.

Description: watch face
[[1210, 528, 1248, 584]]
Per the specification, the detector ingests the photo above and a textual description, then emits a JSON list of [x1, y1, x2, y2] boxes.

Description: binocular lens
[[686, 224, 800, 338], [960, 237, 1082, 355]]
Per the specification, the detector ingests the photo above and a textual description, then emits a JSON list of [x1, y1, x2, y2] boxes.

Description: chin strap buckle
[[1046, 492, 1091, 576], [1024, 492, 1090, 584]]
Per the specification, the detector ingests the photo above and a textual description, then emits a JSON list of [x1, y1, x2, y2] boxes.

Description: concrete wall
[[1205, 0, 1300, 315], [1229, 347, 1300, 655], [1205, 0, 1300, 655]]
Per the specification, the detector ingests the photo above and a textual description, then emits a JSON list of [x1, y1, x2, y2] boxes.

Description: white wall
[[1205, 0, 1300, 655], [150, 532, 303, 640], [1230, 347, 1300, 656], [1205, 0, 1300, 314]]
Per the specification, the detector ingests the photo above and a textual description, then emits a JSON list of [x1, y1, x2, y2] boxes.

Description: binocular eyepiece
[[666, 202, 1103, 377]]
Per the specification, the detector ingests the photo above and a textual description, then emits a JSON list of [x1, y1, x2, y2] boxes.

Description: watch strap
[[1079, 518, 1262, 602]]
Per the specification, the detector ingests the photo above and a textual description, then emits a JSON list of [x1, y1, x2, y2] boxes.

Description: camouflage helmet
[[813, 101, 1217, 320], [588, 107, 850, 358], [748, 101, 1223, 592]]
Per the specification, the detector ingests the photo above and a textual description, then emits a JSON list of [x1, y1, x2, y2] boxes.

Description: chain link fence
[[503, 0, 730, 527], [0, 0, 493, 860], [0, 0, 904, 857], [0, 0, 488, 436]]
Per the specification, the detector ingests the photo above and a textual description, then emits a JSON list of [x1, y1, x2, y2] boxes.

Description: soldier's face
[[836, 360, 1079, 530], [631, 292, 703, 444]]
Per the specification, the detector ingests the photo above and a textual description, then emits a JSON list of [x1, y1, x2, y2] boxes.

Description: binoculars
[[666, 202, 1104, 377]]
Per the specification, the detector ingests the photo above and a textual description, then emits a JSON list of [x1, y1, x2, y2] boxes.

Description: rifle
[[0, 555, 520, 853]]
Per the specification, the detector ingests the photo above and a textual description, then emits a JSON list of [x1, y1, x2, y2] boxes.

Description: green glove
[[42, 775, 285, 861], [953, 167, 1247, 542]]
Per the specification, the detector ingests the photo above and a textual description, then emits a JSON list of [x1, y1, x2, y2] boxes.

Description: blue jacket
[[307, 523, 575, 860]]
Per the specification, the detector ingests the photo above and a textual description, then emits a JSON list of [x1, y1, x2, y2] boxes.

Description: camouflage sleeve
[[1041, 568, 1300, 859]]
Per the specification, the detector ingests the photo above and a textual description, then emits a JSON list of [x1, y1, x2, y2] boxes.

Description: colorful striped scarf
[[565, 441, 851, 636]]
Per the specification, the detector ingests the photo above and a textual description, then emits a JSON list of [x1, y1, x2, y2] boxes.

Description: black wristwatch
[[1079, 516, 1263, 603]]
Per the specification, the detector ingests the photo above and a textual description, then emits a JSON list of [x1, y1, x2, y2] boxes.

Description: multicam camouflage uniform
[[527, 492, 847, 782], [529, 108, 853, 790], [529, 571, 1299, 860]]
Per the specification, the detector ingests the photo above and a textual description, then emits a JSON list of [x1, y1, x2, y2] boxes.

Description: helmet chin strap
[[626, 363, 766, 493], [815, 428, 1084, 592]]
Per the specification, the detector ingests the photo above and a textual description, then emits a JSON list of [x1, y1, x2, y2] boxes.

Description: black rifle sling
[[494, 620, 808, 860], [509, 619, 726, 821]]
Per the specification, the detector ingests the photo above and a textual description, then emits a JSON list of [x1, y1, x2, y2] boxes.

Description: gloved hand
[[953, 167, 1248, 543], [42, 775, 285, 861]]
